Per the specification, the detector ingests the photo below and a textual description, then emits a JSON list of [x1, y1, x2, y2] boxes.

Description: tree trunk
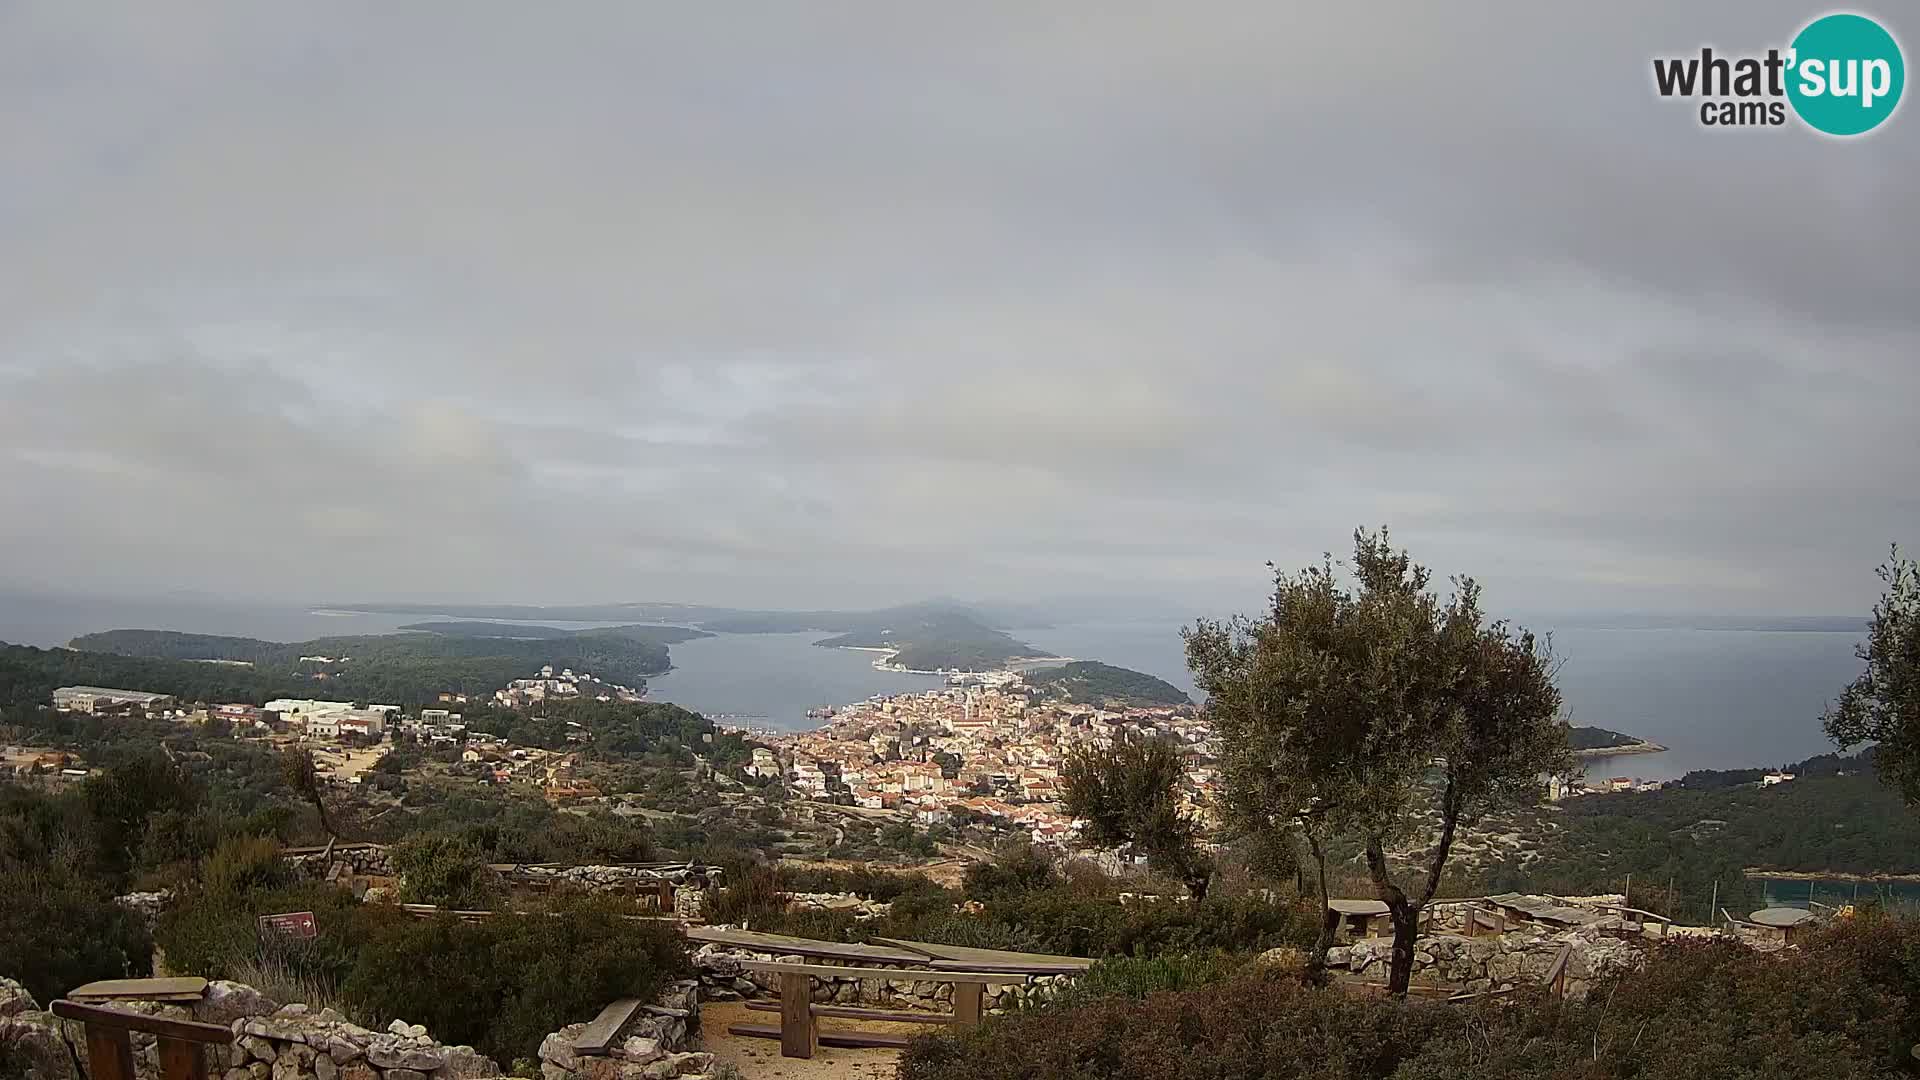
[[1385, 902, 1419, 997], [1304, 833, 1338, 983], [1364, 838, 1422, 998]]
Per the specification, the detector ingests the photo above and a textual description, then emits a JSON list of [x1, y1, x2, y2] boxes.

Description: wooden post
[[779, 972, 816, 1059], [952, 981, 985, 1029], [158, 1037, 208, 1080], [658, 880, 676, 914], [84, 1024, 137, 1080]]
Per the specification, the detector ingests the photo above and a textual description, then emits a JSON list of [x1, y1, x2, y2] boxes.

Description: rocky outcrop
[[691, 945, 1072, 1013], [1331, 927, 1646, 1000], [116, 890, 176, 927]]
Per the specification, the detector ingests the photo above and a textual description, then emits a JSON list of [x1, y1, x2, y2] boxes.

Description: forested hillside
[[60, 624, 698, 704], [1026, 661, 1191, 706]]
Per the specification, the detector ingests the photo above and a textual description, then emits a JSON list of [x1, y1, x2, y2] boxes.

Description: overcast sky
[[2, 2, 1915, 618]]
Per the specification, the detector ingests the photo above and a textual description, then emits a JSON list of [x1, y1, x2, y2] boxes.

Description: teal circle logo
[[1786, 13, 1905, 135]]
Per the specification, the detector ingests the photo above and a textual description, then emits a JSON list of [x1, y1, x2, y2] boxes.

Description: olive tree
[[1189, 529, 1569, 996], [1060, 731, 1213, 898], [1824, 545, 1920, 803]]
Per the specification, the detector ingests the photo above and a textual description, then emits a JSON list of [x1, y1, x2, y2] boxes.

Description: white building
[[52, 686, 175, 713], [265, 699, 357, 723]]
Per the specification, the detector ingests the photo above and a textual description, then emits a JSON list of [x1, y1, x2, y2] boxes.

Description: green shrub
[[0, 864, 152, 1003], [775, 864, 949, 903], [153, 882, 408, 988], [1042, 951, 1244, 1009], [201, 834, 292, 897], [706, 862, 786, 927], [390, 833, 503, 910], [342, 896, 691, 1063], [962, 839, 1058, 901]]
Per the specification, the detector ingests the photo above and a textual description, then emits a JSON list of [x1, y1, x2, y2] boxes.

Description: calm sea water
[[1018, 620, 1864, 782], [1755, 876, 1920, 911], [0, 594, 1868, 774]]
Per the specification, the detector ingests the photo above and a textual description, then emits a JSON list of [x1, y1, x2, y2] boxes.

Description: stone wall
[[534, 982, 711, 1080], [498, 865, 716, 893], [285, 845, 395, 879], [0, 979, 498, 1080], [691, 945, 1071, 1013], [0, 977, 724, 1080], [1332, 926, 1646, 1000], [781, 892, 892, 920]]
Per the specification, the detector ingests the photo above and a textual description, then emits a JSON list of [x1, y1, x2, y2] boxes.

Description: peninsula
[[1568, 724, 1667, 757]]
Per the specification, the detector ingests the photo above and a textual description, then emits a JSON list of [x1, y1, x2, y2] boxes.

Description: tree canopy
[[1060, 731, 1212, 897], [1188, 528, 1569, 995], [1824, 545, 1920, 804]]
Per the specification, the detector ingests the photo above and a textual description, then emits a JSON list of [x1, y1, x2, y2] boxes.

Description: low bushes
[[898, 917, 1920, 1080], [1037, 951, 1244, 1010], [154, 879, 407, 1003], [389, 833, 503, 910], [0, 864, 152, 1004], [710, 850, 1318, 960], [159, 881, 689, 1065], [342, 897, 691, 1063]]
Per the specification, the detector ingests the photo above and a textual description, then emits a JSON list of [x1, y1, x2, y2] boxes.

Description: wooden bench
[[51, 1000, 232, 1080], [570, 998, 646, 1056], [724, 961, 1029, 1059], [1595, 904, 1672, 939], [69, 978, 209, 1004]]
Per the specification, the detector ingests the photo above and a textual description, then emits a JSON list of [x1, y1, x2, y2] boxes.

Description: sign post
[[257, 912, 318, 940]]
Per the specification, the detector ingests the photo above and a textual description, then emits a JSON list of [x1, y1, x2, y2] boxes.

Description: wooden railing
[[50, 1001, 232, 1080]]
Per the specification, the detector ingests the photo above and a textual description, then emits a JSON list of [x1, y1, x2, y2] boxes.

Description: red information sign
[[258, 911, 318, 940]]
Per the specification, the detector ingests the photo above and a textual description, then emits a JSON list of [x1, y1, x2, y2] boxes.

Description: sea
[[0, 593, 1869, 780]]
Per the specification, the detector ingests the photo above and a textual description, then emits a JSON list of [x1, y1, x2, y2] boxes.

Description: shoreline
[[818, 642, 1077, 677], [1573, 740, 1667, 759], [871, 651, 1076, 676], [1745, 868, 1920, 884]]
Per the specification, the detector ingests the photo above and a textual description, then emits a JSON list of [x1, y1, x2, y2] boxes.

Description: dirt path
[[699, 1000, 943, 1080]]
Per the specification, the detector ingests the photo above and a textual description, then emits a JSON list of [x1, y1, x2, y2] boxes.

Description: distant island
[[1567, 724, 1667, 757], [811, 604, 1053, 672], [1024, 661, 1191, 708]]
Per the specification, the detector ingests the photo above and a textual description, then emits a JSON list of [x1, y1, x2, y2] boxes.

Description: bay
[[0, 593, 1872, 777]]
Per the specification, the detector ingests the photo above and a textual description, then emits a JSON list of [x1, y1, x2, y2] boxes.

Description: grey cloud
[[1, 1, 1915, 617]]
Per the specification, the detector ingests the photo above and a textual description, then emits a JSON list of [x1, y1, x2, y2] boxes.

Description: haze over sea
[[0, 592, 1865, 781]]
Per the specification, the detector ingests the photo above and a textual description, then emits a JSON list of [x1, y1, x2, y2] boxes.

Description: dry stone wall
[[0, 976, 738, 1080], [285, 845, 396, 879], [1332, 926, 1647, 1000], [781, 892, 891, 920], [0, 979, 500, 1080], [692, 944, 1071, 1013]]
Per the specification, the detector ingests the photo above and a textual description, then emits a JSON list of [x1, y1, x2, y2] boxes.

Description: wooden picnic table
[[1328, 899, 1390, 938], [1749, 906, 1816, 943], [725, 961, 1028, 1059]]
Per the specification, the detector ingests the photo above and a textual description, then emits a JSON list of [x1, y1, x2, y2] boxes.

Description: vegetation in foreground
[[900, 914, 1920, 1080]]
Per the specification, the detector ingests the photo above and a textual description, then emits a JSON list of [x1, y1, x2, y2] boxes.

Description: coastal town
[[21, 657, 1697, 841], [743, 670, 1216, 844]]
